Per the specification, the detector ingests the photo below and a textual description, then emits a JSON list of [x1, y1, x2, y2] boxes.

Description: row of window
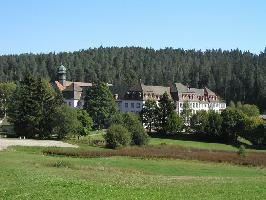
[[179, 102, 225, 108], [190, 109, 221, 114], [125, 102, 141, 109]]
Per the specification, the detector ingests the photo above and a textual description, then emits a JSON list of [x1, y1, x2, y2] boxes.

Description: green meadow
[[1, 139, 266, 200]]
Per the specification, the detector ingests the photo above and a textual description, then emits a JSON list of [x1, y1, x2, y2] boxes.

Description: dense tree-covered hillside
[[0, 47, 266, 111]]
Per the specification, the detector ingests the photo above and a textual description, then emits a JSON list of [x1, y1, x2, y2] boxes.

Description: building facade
[[54, 65, 226, 114], [54, 64, 92, 108], [117, 81, 171, 113], [171, 83, 226, 114], [118, 81, 226, 114]]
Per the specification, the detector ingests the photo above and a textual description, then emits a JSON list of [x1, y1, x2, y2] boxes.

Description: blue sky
[[0, 0, 265, 55]]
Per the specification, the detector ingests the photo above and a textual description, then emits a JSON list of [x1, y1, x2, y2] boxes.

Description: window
[[136, 103, 140, 108], [77, 101, 82, 107], [68, 102, 71, 106], [125, 103, 128, 108], [131, 103, 134, 108], [180, 103, 183, 108], [193, 103, 195, 108]]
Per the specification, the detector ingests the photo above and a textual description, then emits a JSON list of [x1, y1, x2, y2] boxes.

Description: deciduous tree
[[84, 82, 117, 129]]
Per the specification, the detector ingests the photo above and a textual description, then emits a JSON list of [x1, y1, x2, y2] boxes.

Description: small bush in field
[[129, 123, 149, 146], [48, 160, 73, 168], [123, 113, 149, 146], [104, 124, 131, 149], [238, 145, 246, 157]]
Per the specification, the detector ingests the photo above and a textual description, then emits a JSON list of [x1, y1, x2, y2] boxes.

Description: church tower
[[58, 64, 66, 86]]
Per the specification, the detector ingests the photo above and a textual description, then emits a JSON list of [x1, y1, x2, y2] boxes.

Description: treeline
[[141, 95, 266, 147], [2, 75, 147, 148], [0, 47, 266, 110]]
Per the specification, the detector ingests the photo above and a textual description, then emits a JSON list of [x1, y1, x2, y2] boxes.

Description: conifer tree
[[8, 74, 63, 138], [156, 92, 176, 133]]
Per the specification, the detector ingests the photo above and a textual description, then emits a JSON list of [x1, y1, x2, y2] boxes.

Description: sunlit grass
[[1, 146, 266, 199]]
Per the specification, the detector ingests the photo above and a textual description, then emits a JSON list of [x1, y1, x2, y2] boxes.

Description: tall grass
[[43, 145, 266, 168]]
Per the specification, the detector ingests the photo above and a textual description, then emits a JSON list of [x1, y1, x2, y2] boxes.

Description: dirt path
[[0, 138, 78, 151]]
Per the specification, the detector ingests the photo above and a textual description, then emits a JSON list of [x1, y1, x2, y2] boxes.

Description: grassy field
[[1, 145, 266, 199], [71, 133, 265, 152], [149, 137, 239, 151]]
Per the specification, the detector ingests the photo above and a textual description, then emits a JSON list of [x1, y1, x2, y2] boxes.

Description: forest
[[0, 47, 265, 111]]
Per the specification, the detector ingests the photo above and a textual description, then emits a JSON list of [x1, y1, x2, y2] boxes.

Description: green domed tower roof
[[57, 64, 67, 85], [58, 64, 66, 74]]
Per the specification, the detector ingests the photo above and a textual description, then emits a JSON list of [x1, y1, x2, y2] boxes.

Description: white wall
[[177, 101, 226, 114], [64, 99, 84, 109], [120, 100, 145, 113]]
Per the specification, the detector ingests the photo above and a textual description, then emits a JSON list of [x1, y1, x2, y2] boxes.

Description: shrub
[[48, 160, 73, 168], [108, 113, 124, 125], [238, 145, 246, 157], [104, 124, 131, 149], [53, 105, 82, 139], [130, 123, 149, 146], [123, 113, 149, 146]]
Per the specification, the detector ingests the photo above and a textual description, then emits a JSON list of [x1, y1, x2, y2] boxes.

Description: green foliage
[[221, 108, 248, 143], [190, 111, 208, 134], [140, 99, 158, 133], [237, 103, 260, 117], [229, 101, 236, 108], [0, 82, 16, 117], [156, 92, 176, 132], [123, 113, 149, 146], [53, 105, 82, 139], [76, 109, 93, 138], [165, 112, 183, 134], [104, 124, 131, 149], [108, 112, 124, 125], [108, 112, 149, 146], [238, 145, 247, 157], [84, 82, 117, 129], [245, 121, 266, 145], [181, 101, 192, 131], [2, 148, 266, 200], [1, 47, 266, 111], [8, 74, 62, 138], [205, 110, 222, 137], [190, 110, 222, 138]]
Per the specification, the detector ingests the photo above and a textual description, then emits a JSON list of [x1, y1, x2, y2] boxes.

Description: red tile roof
[[54, 81, 65, 91]]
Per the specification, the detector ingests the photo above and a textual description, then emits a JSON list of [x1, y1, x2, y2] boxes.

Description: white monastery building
[[54, 65, 226, 114], [117, 81, 226, 114], [54, 64, 92, 108]]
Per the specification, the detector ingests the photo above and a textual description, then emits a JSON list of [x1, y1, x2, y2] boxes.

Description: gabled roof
[[190, 88, 204, 96], [64, 83, 82, 92], [174, 83, 189, 93], [204, 87, 216, 96], [55, 81, 92, 90], [142, 85, 171, 97], [54, 81, 65, 91], [129, 81, 142, 92]]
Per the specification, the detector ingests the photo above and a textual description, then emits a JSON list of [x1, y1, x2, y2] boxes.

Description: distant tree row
[[140, 93, 266, 146], [0, 47, 265, 111]]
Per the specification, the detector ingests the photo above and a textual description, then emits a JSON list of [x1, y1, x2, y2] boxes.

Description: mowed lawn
[[1, 146, 266, 200]]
